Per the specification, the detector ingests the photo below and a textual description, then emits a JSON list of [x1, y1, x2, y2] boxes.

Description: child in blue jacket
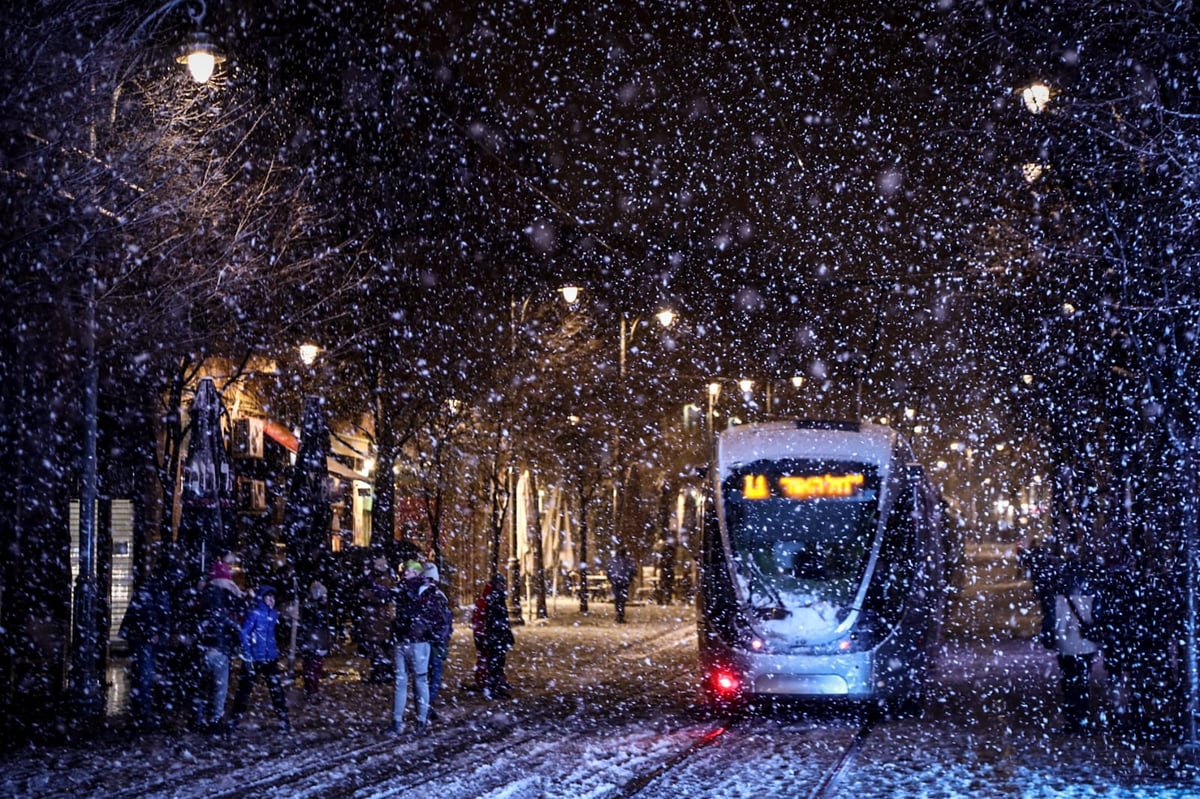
[[230, 586, 290, 732]]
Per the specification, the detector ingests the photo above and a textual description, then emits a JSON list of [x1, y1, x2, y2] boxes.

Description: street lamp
[[1021, 81, 1052, 114], [617, 307, 676, 379], [69, 9, 227, 723], [299, 342, 321, 367], [177, 31, 226, 83]]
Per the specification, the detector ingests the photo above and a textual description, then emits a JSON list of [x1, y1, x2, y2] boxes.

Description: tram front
[[699, 422, 927, 706]]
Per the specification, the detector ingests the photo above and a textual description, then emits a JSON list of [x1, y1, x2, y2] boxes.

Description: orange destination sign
[[742, 473, 865, 501]]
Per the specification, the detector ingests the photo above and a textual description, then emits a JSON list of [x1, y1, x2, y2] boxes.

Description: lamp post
[[69, 258, 103, 719], [611, 306, 675, 559], [68, 7, 225, 723], [707, 381, 721, 434], [506, 286, 576, 622]]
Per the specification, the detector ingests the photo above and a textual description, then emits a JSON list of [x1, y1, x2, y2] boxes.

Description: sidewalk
[[100, 594, 688, 720]]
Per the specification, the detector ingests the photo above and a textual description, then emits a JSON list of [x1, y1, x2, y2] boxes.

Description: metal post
[[69, 262, 105, 721], [1182, 439, 1200, 755]]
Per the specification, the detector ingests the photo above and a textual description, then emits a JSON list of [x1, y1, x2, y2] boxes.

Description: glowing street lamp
[[177, 31, 225, 83], [1021, 81, 1052, 114], [298, 342, 321, 366]]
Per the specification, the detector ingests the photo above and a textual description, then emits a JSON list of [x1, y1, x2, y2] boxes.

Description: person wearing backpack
[[385, 560, 448, 737], [1052, 554, 1101, 734]]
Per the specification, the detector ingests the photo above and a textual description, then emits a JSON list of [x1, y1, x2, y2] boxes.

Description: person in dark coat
[[421, 562, 453, 715], [299, 579, 332, 702], [357, 557, 396, 683], [1097, 545, 1138, 728], [1053, 555, 1101, 734], [230, 586, 290, 732], [605, 549, 637, 624], [473, 573, 515, 699], [1018, 536, 1062, 649], [385, 560, 450, 736], [192, 558, 245, 731], [119, 571, 171, 729]]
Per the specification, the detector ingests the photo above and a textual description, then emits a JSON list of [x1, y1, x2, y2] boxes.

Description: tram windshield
[[723, 459, 881, 616]]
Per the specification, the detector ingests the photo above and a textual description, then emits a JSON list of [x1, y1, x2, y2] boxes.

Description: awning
[[260, 417, 367, 482], [262, 419, 299, 453]]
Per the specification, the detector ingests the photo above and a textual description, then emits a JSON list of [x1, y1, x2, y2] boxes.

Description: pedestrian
[[1018, 536, 1061, 649], [385, 560, 450, 736], [1096, 544, 1137, 727], [119, 568, 171, 730], [470, 581, 491, 690], [422, 561, 454, 716], [230, 585, 291, 733], [1053, 554, 1101, 734], [473, 573, 515, 699], [192, 557, 245, 732], [357, 557, 396, 683], [299, 578, 333, 703], [605, 549, 637, 624]]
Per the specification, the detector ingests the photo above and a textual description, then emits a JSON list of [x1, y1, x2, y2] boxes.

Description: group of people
[[355, 556, 516, 710], [1020, 537, 1139, 735], [121, 552, 312, 734], [120, 549, 517, 739]]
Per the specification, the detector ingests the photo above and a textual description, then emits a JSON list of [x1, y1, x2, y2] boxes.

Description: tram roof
[[715, 420, 899, 474]]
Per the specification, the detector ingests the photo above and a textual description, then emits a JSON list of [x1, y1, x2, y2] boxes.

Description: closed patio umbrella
[[177, 377, 234, 580], [282, 394, 332, 586]]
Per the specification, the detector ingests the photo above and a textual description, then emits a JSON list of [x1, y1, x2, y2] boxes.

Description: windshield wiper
[[740, 558, 790, 620]]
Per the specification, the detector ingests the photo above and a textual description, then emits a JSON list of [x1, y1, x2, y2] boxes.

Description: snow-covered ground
[[3, 598, 1200, 798]]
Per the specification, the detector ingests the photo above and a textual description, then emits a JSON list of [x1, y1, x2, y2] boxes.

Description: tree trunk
[[578, 481, 589, 615]]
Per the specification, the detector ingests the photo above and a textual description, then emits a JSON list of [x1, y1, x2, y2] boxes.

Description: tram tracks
[[805, 712, 878, 799], [104, 700, 592, 799], [610, 709, 879, 799]]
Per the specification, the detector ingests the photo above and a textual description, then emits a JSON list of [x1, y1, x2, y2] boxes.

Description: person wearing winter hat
[[299, 579, 332, 702], [421, 562, 453, 715], [473, 573, 515, 699], [230, 586, 291, 733], [385, 560, 450, 737], [192, 557, 245, 732]]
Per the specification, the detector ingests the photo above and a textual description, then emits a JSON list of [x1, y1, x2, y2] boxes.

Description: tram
[[698, 420, 945, 710]]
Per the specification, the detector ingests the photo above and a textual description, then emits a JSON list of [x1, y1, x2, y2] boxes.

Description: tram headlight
[[840, 614, 879, 653]]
